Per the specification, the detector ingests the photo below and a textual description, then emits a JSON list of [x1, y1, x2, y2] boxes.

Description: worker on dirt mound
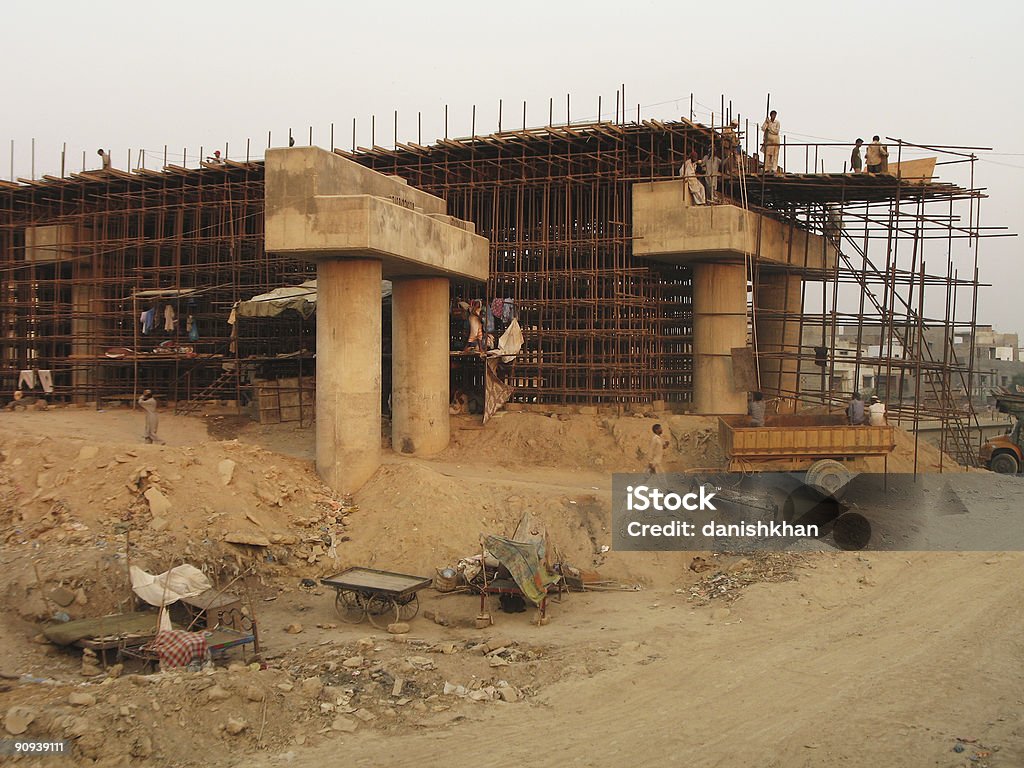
[[647, 423, 669, 475], [138, 389, 166, 445]]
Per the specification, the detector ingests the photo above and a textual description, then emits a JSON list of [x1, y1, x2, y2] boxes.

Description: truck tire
[[805, 459, 854, 500], [989, 451, 1020, 475]]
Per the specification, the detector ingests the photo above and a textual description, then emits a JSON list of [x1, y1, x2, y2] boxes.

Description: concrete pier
[[315, 258, 382, 493], [391, 276, 450, 455], [692, 262, 748, 414], [755, 271, 803, 411], [265, 146, 488, 494]]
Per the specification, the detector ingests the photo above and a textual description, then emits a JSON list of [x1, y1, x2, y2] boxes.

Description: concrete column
[[692, 262, 748, 414], [315, 258, 382, 493], [391, 276, 450, 455], [755, 271, 802, 411]]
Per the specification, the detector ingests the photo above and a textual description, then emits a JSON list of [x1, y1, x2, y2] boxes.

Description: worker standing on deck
[[138, 389, 166, 445], [749, 391, 767, 427], [680, 152, 706, 205], [866, 136, 888, 173], [851, 139, 864, 173], [702, 150, 722, 203], [760, 111, 781, 174], [647, 423, 669, 475], [847, 392, 866, 425], [867, 395, 887, 426]]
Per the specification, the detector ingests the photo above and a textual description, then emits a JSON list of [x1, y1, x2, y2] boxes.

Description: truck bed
[[719, 414, 896, 470]]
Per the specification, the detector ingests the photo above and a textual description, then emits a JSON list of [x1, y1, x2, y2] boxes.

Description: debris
[[225, 718, 248, 735], [285, 623, 303, 635], [218, 459, 236, 486], [331, 716, 357, 733], [224, 531, 271, 547], [206, 686, 231, 702], [342, 656, 363, 669], [387, 622, 410, 635], [4, 706, 36, 735], [68, 691, 97, 707], [143, 487, 172, 517]]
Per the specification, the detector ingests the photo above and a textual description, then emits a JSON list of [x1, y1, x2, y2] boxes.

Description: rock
[[143, 487, 172, 517], [218, 459, 236, 486], [276, 682, 294, 692], [74, 588, 88, 606], [68, 691, 97, 707], [224, 718, 248, 735], [49, 586, 76, 607], [150, 516, 170, 533], [497, 686, 521, 702], [224, 531, 270, 547], [77, 446, 99, 461], [330, 716, 357, 733], [205, 685, 231, 703], [488, 656, 510, 667], [711, 608, 732, 621], [352, 708, 376, 722], [391, 678, 404, 697], [130, 734, 153, 758], [386, 622, 410, 635], [342, 655, 363, 669], [4, 706, 36, 735], [106, 664, 123, 679], [269, 533, 298, 545], [243, 686, 264, 702], [285, 623, 303, 635], [300, 677, 323, 697]]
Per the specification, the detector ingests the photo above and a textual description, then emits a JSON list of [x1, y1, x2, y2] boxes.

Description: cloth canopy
[[482, 513, 559, 606], [234, 280, 393, 320], [130, 564, 212, 607]]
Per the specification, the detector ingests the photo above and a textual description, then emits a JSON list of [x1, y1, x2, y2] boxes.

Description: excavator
[[979, 388, 1024, 474]]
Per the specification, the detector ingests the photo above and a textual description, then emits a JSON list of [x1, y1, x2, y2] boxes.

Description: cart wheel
[[365, 596, 399, 629], [395, 593, 420, 622], [334, 590, 366, 624]]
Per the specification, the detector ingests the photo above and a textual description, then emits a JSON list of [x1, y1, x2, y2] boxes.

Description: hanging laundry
[[501, 298, 515, 323], [37, 370, 54, 393], [490, 297, 504, 319], [163, 304, 177, 332], [485, 306, 496, 333], [141, 307, 156, 334], [17, 370, 37, 390], [187, 315, 199, 342]]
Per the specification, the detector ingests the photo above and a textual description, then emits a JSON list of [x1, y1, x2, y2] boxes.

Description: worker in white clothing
[[760, 110, 781, 174], [867, 395, 887, 426], [679, 152, 706, 205]]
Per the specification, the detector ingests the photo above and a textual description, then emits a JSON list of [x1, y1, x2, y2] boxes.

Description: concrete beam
[[632, 180, 836, 271], [266, 147, 488, 281]]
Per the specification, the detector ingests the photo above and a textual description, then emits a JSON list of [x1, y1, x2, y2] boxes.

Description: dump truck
[[979, 388, 1024, 474], [718, 413, 897, 498]]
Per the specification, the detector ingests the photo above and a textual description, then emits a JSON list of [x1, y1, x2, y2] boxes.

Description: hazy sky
[[6, 0, 1022, 336]]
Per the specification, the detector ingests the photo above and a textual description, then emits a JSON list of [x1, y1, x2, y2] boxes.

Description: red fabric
[[148, 630, 210, 668]]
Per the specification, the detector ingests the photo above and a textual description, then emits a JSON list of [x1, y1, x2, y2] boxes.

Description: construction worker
[[847, 392, 866, 425], [867, 395, 887, 426], [851, 139, 864, 173], [647, 423, 669, 475], [138, 389, 166, 445], [866, 136, 888, 173], [761, 111, 781, 173], [97, 148, 111, 169], [749, 391, 767, 426]]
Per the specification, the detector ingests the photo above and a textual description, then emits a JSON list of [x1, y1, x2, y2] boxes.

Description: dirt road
[[256, 552, 1023, 768]]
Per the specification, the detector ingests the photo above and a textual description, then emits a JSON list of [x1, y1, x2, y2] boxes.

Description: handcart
[[320, 567, 432, 629]]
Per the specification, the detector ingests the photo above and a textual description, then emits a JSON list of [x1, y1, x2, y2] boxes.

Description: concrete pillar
[[391, 276, 450, 455], [692, 262, 748, 415], [316, 258, 382, 493], [755, 271, 803, 411]]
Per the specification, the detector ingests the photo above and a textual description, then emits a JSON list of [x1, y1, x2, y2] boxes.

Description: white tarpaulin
[[234, 280, 393, 320], [130, 564, 212, 607], [487, 318, 523, 364]]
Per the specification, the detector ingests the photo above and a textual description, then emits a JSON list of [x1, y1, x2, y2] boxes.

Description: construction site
[[0, 98, 1021, 768]]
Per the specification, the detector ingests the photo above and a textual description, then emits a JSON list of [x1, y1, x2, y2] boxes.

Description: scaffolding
[[0, 111, 999, 466]]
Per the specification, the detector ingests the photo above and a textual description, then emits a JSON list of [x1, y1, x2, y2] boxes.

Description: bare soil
[[0, 404, 1019, 767]]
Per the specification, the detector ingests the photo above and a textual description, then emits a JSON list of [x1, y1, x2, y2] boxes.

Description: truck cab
[[979, 418, 1022, 474]]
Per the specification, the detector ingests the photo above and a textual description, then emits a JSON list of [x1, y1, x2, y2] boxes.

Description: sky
[[5, 0, 1022, 336]]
